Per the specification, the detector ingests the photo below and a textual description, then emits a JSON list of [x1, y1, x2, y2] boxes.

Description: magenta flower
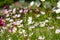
[[3, 5, 9, 9], [0, 18, 5, 26]]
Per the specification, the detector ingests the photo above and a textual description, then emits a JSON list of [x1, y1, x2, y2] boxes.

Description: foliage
[[0, 0, 14, 8]]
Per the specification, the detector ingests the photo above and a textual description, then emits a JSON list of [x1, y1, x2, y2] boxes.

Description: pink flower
[[8, 28, 12, 33], [19, 9, 28, 14]]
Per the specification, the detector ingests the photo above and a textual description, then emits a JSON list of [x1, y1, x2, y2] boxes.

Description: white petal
[[30, 1, 34, 6], [55, 29, 60, 34], [38, 36, 45, 40], [57, 1, 60, 8], [41, 11, 45, 15]]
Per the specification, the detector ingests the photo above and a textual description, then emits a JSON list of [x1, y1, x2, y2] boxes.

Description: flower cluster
[[0, 0, 60, 40]]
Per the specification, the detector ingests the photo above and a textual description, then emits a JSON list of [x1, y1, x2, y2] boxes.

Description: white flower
[[57, 1, 60, 8], [30, 26, 35, 29], [15, 14, 18, 17], [4, 9, 9, 14], [56, 9, 60, 13], [40, 22, 45, 27], [28, 21, 32, 25], [13, 8, 16, 13], [12, 27, 17, 33], [56, 16, 60, 19], [49, 26, 54, 29], [6, 18, 10, 21], [22, 29, 26, 33], [16, 21, 21, 25], [9, 19, 14, 22], [8, 9, 12, 12], [13, 16, 16, 18], [27, 38, 30, 40], [19, 9, 23, 13], [17, 14, 21, 17], [30, 1, 34, 6], [38, 36, 45, 40], [28, 17, 32, 25], [41, 0, 45, 2], [45, 20, 49, 23], [13, 22, 16, 25], [19, 20, 23, 23], [28, 17, 32, 21], [24, 9, 28, 13], [13, 14, 21, 18], [6, 14, 9, 17], [36, 14, 40, 17], [29, 25, 35, 30], [8, 37, 11, 40], [55, 29, 60, 34], [41, 11, 45, 15]]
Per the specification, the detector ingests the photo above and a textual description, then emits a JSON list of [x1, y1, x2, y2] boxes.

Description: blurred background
[[0, 0, 58, 9]]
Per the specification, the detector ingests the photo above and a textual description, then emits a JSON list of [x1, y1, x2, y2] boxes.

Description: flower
[[30, 1, 34, 6], [9, 19, 14, 22], [56, 16, 60, 19], [49, 26, 54, 29], [3, 5, 9, 9], [19, 9, 23, 13], [36, 14, 40, 17], [28, 17, 33, 25], [6, 18, 10, 21], [24, 9, 28, 13], [6, 14, 9, 17], [8, 37, 11, 40], [0, 18, 5, 26], [8, 29, 12, 33], [13, 8, 16, 13], [41, 0, 45, 2], [41, 11, 45, 15], [55, 29, 60, 34], [4, 9, 9, 14], [38, 36, 45, 40], [57, 0, 60, 8], [22, 29, 25, 33], [40, 22, 45, 27], [17, 14, 21, 17], [19, 9, 28, 14], [45, 20, 49, 23], [12, 27, 17, 33], [56, 9, 60, 13], [13, 16, 16, 18]]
